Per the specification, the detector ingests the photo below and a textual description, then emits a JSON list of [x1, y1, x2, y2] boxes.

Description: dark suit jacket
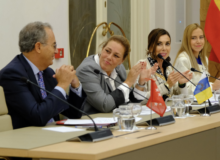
[[0, 54, 86, 129]]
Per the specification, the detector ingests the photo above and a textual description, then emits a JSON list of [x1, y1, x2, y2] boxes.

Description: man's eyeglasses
[[41, 43, 57, 50]]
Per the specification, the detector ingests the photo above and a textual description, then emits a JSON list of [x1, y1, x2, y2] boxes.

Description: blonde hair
[[173, 23, 208, 71]]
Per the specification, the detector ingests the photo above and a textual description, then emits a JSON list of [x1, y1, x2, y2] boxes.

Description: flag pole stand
[[201, 100, 210, 117], [146, 103, 157, 130]]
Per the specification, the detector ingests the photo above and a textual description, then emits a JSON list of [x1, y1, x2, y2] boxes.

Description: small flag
[[193, 72, 213, 104], [146, 79, 167, 117]]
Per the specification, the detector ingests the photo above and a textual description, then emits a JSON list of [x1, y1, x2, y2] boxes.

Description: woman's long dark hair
[[147, 28, 171, 62]]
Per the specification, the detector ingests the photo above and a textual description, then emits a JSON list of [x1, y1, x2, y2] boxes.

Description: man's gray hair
[[19, 22, 52, 53]]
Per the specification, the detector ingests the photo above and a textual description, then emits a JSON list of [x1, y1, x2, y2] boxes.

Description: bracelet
[[137, 82, 145, 88]]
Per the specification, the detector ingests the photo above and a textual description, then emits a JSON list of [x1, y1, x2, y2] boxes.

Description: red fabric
[[146, 79, 167, 117], [205, 0, 220, 63], [209, 48, 219, 62]]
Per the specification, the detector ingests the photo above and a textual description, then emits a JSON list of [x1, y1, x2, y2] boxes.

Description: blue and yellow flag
[[193, 72, 213, 104]]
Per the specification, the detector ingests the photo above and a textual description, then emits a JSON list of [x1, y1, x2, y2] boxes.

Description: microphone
[[190, 68, 220, 114], [94, 69, 175, 126], [157, 54, 197, 86], [94, 69, 148, 100], [20, 77, 113, 142], [191, 68, 220, 80], [157, 54, 214, 107]]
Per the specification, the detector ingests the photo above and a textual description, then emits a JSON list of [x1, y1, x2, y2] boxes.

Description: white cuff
[[117, 83, 130, 103], [133, 87, 146, 100], [179, 86, 188, 94], [70, 83, 82, 97], [55, 86, 67, 99]]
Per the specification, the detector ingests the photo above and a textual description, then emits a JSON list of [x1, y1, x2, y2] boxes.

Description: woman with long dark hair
[[135, 28, 192, 100]]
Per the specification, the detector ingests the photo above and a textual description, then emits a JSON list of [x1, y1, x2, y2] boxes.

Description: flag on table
[[146, 79, 167, 117], [205, 0, 220, 63], [193, 72, 213, 104]]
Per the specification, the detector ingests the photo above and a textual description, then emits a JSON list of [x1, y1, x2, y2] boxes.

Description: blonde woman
[[173, 23, 220, 94]]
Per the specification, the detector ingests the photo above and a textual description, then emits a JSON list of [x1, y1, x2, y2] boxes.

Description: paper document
[[135, 117, 142, 122], [65, 117, 117, 125], [43, 126, 85, 132], [64, 117, 142, 125]]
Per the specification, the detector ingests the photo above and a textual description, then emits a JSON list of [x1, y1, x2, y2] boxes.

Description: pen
[[75, 126, 102, 128]]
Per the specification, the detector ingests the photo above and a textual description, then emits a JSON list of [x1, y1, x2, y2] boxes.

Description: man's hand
[[70, 74, 80, 88], [54, 65, 77, 90]]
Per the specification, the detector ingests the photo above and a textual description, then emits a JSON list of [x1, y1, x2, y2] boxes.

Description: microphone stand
[[21, 77, 113, 142], [94, 70, 159, 130], [191, 67, 220, 105], [94, 69, 176, 129], [191, 68, 220, 80], [191, 68, 219, 117], [157, 55, 211, 117], [94, 70, 149, 100]]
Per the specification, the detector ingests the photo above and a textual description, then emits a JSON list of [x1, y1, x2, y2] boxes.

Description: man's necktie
[[37, 71, 54, 123]]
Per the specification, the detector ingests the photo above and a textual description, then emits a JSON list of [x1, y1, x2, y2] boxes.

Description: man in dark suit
[[0, 22, 86, 129]]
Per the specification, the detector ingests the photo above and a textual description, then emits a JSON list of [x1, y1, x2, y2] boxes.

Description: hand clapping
[[167, 70, 193, 88], [54, 65, 80, 90], [138, 62, 158, 85], [212, 76, 220, 91]]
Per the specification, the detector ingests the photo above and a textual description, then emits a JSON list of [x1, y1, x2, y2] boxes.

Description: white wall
[[130, 0, 150, 66], [0, 0, 70, 70], [186, 0, 200, 26], [152, 0, 181, 64], [0, 0, 201, 70]]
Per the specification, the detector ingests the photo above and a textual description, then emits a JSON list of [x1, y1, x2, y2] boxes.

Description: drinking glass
[[113, 104, 135, 131], [113, 103, 142, 131], [128, 103, 142, 130], [182, 94, 194, 117], [128, 103, 142, 118], [165, 95, 185, 118]]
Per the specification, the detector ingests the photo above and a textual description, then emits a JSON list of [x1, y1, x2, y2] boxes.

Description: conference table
[[1, 110, 220, 160]]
